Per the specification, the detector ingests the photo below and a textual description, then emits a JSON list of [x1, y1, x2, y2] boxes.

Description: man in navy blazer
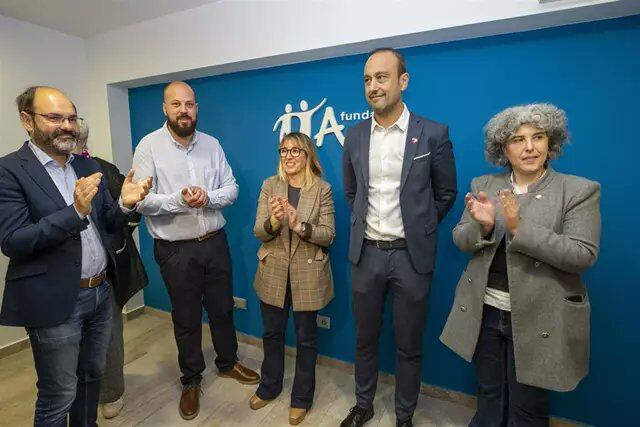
[[0, 86, 151, 426], [341, 49, 457, 427]]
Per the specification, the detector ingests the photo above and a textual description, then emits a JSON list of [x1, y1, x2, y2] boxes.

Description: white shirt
[[132, 123, 238, 241], [365, 104, 409, 241]]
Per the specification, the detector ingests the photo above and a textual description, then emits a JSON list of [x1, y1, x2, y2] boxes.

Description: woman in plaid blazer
[[249, 132, 335, 425]]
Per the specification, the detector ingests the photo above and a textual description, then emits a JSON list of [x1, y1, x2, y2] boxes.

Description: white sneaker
[[102, 396, 124, 419]]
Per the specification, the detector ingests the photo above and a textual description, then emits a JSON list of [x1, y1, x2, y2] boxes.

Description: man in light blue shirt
[[132, 81, 259, 421]]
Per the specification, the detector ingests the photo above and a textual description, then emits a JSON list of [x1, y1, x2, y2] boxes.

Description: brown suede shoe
[[179, 384, 200, 420], [249, 393, 272, 410], [289, 407, 307, 425], [218, 363, 260, 385]]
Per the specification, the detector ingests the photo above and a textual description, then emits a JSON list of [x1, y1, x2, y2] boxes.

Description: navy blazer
[[0, 143, 128, 328], [342, 113, 457, 274]]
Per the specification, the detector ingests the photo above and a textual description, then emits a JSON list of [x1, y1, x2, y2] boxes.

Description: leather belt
[[79, 271, 106, 288], [195, 230, 219, 242], [365, 239, 407, 250]]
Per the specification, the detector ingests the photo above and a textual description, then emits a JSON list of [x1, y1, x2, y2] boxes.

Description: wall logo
[[273, 98, 372, 147]]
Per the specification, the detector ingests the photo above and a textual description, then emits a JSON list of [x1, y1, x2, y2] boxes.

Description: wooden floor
[[0, 312, 569, 426]]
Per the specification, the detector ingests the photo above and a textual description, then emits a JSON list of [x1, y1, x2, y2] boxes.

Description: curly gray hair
[[484, 103, 569, 167]]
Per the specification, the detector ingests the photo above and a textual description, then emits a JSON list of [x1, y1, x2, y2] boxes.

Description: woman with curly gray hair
[[440, 103, 601, 426]]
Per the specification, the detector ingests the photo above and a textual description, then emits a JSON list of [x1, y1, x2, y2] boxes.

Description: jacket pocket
[[257, 246, 269, 261], [6, 262, 47, 280]]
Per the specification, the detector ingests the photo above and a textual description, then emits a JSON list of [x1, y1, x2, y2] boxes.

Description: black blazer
[[0, 143, 128, 327], [342, 112, 457, 274], [94, 157, 148, 308]]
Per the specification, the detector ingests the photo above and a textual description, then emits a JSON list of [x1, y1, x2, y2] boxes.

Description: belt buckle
[[376, 240, 381, 249]]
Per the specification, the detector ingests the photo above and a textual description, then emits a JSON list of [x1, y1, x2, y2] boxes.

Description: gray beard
[[52, 137, 77, 154]]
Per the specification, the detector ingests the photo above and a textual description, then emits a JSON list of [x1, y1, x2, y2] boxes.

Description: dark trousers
[[27, 282, 112, 427], [154, 229, 238, 385], [470, 305, 549, 427], [99, 286, 124, 403], [257, 284, 318, 409], [351, 244, 432, 422]]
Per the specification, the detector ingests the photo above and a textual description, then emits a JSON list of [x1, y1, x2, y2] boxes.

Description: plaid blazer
[[253, 176, 335, 311]]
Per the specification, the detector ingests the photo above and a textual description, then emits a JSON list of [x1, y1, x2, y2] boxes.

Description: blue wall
[[129, 16, 640, 425]]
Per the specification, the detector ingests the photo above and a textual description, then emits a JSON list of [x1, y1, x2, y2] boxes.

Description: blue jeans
[[27, 282, 113, 427], [470, 304, 549, 427]]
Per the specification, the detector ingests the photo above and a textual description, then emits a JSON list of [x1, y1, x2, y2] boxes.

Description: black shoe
[[340, 405, 374, 427], [397, 419, 413, 427]]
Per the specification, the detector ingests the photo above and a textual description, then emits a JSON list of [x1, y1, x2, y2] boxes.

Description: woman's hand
[[465, 191, 495, 236], [499, 189, 520, 234]]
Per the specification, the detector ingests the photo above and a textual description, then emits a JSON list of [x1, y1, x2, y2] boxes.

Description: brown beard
[[167, 115, 197, 138]]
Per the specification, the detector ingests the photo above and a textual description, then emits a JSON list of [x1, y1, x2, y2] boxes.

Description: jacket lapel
[[273, 179, 290, 257], [359, 119, 372, 185], [289, 180, 318, 259], [71, 157, 100, 225], [400, 114, 424, 191], [18, 142, 67, 209]]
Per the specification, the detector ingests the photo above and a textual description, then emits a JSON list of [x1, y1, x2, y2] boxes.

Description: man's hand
[[181, 186, 208, 208], [121, 170, 152, 208], [74, 172, 102, 217]]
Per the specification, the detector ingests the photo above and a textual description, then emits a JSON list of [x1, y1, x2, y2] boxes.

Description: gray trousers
[[99, 287, 124, 404], [351, 244, 433, 421]]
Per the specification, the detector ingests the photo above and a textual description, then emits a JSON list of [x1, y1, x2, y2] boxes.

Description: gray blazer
[[440, 169, 601, 392]]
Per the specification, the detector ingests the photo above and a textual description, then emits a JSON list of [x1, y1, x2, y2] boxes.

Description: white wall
[[0, 13, 89, 349]]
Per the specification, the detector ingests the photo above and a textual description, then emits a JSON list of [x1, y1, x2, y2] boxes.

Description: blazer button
[[467, 277, 472, 284], [307, 259, 313, 264], [460, 305, 467, 312], [534, 261, 541, 268], [535, 194, 543, 200], [541, 332, 550, 339]]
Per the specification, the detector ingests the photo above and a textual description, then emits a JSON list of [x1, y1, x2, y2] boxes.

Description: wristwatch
[[300, 222, 308, 235]]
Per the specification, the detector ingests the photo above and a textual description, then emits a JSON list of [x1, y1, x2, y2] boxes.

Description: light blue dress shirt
[[132, 123, 239, 241], [28, 142, 107, 278]]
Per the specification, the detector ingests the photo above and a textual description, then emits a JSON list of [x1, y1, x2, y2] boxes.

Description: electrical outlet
[[233, 297, 247, 310], [317, 315, 330, 329]]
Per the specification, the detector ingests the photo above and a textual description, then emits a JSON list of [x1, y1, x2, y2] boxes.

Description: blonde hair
[[277, 132, 322, 191]]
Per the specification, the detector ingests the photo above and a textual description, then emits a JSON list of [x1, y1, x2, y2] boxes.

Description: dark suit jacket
[[94, 157, 148, 308], [342, 112, 457, 274], [0, 143, 128, 328]]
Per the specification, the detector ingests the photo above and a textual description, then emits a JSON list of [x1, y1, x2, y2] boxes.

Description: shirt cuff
[[119, 196, 135, 214], [73, 204, 87, 219]]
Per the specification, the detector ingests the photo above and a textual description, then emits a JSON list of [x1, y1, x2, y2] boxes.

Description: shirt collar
[[28, 140, 74, 167], [371, 103, 410, 134], [163, 122, 199, 150]]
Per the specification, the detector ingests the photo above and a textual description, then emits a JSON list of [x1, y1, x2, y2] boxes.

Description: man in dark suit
[[0, 86, 151, 426], [341, 48, 457, 427]]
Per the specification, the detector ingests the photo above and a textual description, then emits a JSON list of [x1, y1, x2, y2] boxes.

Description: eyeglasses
[[26, 111, 84, 127], [278, 147, 306, 158]]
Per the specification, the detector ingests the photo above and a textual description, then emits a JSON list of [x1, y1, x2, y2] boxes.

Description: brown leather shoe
[[249, 393, 272, 410], [289, 407, 307, 425], [218, 363, 260, 385], [179, 384, 200, 420]]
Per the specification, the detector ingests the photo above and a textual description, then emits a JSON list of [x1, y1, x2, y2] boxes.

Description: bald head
[[163, 81, 195, 103], [163, 81, 198, 139], [16, 86, 76, 116], [16, 86, 79, 157]]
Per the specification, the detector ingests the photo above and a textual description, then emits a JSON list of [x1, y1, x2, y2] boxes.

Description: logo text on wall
[[273, 98, 372, 147]]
